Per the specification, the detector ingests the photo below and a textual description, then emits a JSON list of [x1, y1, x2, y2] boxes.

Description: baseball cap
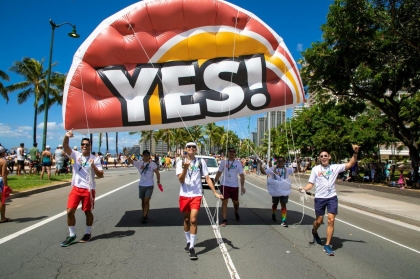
[[58, 144, 63, 148], [142, 150, 151, 155], [0, 146, 5, 153], [185, 142, 197, 148], [46, 145, 51, 149], [73, 146, 78, 150]]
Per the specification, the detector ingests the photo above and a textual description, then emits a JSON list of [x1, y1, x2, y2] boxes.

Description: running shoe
[[61, 235, 77, 247], [271, 213, 276, 222], [141, 216, 147, 224], [280, 221, 288, 227], [234, 212, 240, 221], [189, 248, 198, 260], [324, 245, 334, 256], [312, 229, 322, 245], [79, 234, 91, 243], [184, 242, 190, 253], [221, 219, 227, 227]]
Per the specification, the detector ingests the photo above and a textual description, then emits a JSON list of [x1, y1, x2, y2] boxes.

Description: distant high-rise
[[256, 111, 286, 146]]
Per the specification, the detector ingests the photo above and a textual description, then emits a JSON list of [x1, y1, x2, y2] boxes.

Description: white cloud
[[37, 121, 64, 130], [297, 43, 303, 52], [0, 123, 32, 138]]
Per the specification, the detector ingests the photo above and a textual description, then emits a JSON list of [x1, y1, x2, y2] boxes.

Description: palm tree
[[220, 130, 240, 152], [116, 132, 119, 155], [205, 123, 223, 154], [156, 128, 175, 155], [187, 125, 205, 153], [37, 72, 66, 113], [98, 133, 102, 153], [106, 133, 109, 152], [173, 127, 189, 154], [7, 57, 54, 143], [0, 70, 10, 102]]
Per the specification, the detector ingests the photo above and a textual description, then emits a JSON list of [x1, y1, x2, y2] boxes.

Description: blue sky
[[0, 0, 332, 154]]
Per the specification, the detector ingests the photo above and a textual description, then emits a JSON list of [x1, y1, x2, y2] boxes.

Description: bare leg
[[325, 213, 336, 246], [222, 199, 229, 219], [85, 210, 94, 226], [142, 197, 151, 217], [67, 208, 77, 226]]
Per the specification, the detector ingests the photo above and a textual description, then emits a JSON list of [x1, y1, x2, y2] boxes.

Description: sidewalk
[[248, 172, 420, 227]]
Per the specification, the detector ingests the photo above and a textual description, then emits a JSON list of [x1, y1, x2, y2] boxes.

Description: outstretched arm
[[345, 144, 360, 171]]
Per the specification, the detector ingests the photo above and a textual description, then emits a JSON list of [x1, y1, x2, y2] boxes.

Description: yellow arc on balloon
[[157, 31, 301, 103]]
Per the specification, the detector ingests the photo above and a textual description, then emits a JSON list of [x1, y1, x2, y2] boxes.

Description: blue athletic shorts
[[314, 196, 338, 216]]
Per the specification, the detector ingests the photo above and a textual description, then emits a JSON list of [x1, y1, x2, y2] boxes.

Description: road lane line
[[0, 179, 139, 245], [245, 180, 420, 255], [202, 196, 240, 279]]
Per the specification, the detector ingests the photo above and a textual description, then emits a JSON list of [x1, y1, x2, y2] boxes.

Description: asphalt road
[[0, 168, 419, 279]]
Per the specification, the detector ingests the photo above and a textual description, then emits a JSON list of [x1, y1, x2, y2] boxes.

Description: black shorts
[[17, 160, 25, 167], [272, 196, 288, 204]]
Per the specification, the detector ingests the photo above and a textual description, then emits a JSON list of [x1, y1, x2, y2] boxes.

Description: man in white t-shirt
[[214, 147, 245, 227], [300, 145, 360, 256], [61, 130, 104, 247], [260, 156, 295, 227], [128, 150, 160, 224], [176, 142, 223, 260], [16, 143, 26, 176]]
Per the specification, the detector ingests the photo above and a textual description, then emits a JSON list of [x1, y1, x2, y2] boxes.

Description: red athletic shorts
[[179, 196, 202, 212], [67, 186, 96, 211], [221, 185, 239, 200]]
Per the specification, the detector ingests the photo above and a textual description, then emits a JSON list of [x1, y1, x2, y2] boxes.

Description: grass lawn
[[7, 173, 72, 192]]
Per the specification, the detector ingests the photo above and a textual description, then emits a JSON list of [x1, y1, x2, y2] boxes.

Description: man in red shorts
[[61, 130, 104, 247], [176, 142, 223, 260], [214, 147, 245, 227]]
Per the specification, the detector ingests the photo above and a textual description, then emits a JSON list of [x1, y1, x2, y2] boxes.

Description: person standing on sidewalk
[[61, 130, 103, 247], [0, 146, 12, 223], [127, 150, 161, 224], [300, 144, 360, 256], [28, 143, 40, 175], [260, 156, 295, 227], [16, 143, 26, 176], [176, 142, 223, 260], [214, 147, 245, 227]]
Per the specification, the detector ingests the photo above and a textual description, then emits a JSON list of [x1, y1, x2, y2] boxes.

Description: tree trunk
[[116, 132, 118, 155], [33, 106, 38, 145], [106, 133, 109, 152], [90, 134, 93, 151]]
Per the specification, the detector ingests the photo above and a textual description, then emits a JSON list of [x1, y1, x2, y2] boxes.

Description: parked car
[[195, 155, 220, 187]]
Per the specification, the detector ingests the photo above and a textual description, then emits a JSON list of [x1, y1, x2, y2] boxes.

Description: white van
[[195, 155, 220, 187]]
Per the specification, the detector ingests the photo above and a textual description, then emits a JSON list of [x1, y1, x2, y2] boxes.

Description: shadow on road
[[11, 216, 48, 223], [114, 207, 316, 227], [90, 230, 136, 242]]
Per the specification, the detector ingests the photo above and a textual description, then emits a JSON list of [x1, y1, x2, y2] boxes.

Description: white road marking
[[0, 180, 139, 245], [202, 197, 240, 279], [245, 180, 420, 255]]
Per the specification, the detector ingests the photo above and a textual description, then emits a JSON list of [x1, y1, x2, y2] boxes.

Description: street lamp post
[[42, 19, 80, 151]]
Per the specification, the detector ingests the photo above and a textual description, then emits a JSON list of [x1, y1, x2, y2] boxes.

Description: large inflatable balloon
[[63, 0, 305, 133]]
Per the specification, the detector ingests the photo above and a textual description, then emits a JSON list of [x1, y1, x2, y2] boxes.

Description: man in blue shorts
[[300, 144, 360, 256]]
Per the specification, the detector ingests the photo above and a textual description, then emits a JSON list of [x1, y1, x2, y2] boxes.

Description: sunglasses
[[228, 150, 236, 153], [277, 160, 285, 162], [186, 145, 196, 149], [143, 154, 150, 156], [319, 155, 329, 158], [81, 143, 90, 146]]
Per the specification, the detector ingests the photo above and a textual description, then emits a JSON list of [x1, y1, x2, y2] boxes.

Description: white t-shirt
[[70, 150, 103, 190], [133, 160, 158, 187], [267, 166, 294, 180], [218, 159, 244, 187], [17, 147, 24, 161], [308, 164, 346, 198], [176, 158, 209, 197]]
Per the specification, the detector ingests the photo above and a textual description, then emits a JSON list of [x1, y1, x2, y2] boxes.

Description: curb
[[10, 182, 71, 199]]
